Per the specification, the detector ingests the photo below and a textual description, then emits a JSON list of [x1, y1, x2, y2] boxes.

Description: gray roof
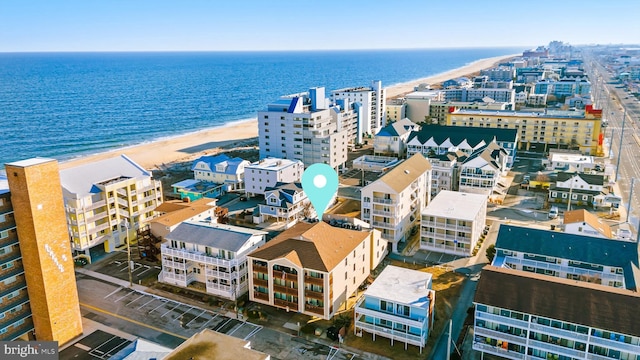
[[60, 155, 151, 196], [495, 224, 640, 290], [556, 172, 604, 186], [165, 222, 267, 252]]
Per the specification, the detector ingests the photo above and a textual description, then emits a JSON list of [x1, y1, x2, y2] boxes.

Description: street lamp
[[123, 219, 133, 287], [615, 109, 627, 182]]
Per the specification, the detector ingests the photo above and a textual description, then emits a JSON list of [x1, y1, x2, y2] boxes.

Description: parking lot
[[88, 251, 162, 285], [60, 330, 132, 360]]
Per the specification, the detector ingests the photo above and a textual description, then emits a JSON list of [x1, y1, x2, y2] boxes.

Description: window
[[396, 304, 410, 316]]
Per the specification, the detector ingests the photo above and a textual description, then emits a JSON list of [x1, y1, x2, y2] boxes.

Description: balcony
[[372, 209, 394, 217], [272, 270, 298, 282], [474, 326, 527, 347], [0, 263, 24, 283], [475, 311, 528, 329], [472, 342, 524, 360], [273, 298, 299, 311], [162, 258, 187, 269], [0, 250, 21, 265], [304, 275, 324, 286], [305, 304, 324, 315], [528, 322, 588, 342], [372, 221, 396, 230], [158, 271, 196, 286], [252, 278, 268, 288], [161, 246, 239, 268], [0, 218, 16, 233], [528, 338, 584, 359], [304, 289, 324, 300], [273, 284, 299, 296], [372, 197, 395, 205], [354, 317, 425, 347], [0, 317, 34, 341], [0, 276, 27, 299], [253, 264, 268, 274], [0, 289, 29, 314], [0, 303, 32, 327], [589, 334, 640, 355], [205, 269, 232, 280], [0, 200, 11, 216], [206, 282, 233, 296], [85, 199, 107, 211], [253, 291, 269, 302]]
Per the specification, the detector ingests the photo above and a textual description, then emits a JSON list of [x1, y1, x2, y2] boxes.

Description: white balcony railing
[[161, 245, 241, 268], [472, 342, 525, 360]]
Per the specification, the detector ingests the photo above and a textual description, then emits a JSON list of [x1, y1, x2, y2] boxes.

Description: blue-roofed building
[[493, 224, 640, 290], [373, 118, 419, 157], [171, 179, 225, 202], [191, 154, 250, 192], [159, 221, 267, 300], [354, 265, 435, 353], [258, 182, 314, 228]]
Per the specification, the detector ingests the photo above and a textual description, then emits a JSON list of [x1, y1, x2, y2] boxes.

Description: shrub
[[486, 244, 496, 263]]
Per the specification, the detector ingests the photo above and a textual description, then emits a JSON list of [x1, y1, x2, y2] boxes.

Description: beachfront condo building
[[492, 224, 636, 289], [331, 80, 386, 136], [159, 221, 267, 300], [442, 88, 515, 106], [427, 100, 510, 125], [2, 159, 83, 344], [244, 158, 303, 197], [473, 266, 640, 360], [446, 105, 604, 155], [420, 190, 487, 256], [258, 87, 348, 169], [361, 154, 432, 253], [60, 154, 163, 261], [385, 98, 406, 123], [354, 265, 435, 353], [247, 221, 387, 320]]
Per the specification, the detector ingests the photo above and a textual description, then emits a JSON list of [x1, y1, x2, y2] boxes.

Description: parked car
[[326, 326, 339, 341], [548, 206, 559, 219]]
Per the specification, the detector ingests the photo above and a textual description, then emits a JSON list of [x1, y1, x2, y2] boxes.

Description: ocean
[[0, 48, 523, 166]]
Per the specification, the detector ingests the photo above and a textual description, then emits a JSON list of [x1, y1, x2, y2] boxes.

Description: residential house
[[244, 158, 303, 197], [59, 154, 163, 260], [149, 198, 218, 239], [258, 182, 314, 227], [549, 172, 606, 208], [420, 191, 487, 256], [406, 126, 517, 168], [373, 118, 420, 157], [562, 209, 613, 239], [492, 224, 638, 289], [426, 150, 467, 196], [546, 150, 595, 173], [2, 159, 83, 344], [164, 329, 270, 360], [447, 105, 604, 155], [247, 222, 387, 320], [258, 87, 348, 169], [159, 221, 267, 300], [361, 154, 432, 252], [171, 179, 225, 201], [442, 77, 472, 89], [473, 266, 640, 360], [458, 142, 509, 199], [354, 265, 435, 352], [191, 154, 250, 192]]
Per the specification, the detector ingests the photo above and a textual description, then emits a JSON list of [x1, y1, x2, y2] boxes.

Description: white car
[[548, 206, 559, 219]]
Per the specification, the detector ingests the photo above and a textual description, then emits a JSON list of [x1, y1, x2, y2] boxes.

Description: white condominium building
[[420, 190, 487, 256], [361, 154, 432, 252], [244, 158, 303, 197], [258, 87, 348, 169], [60, 154, 163, 260], [159, 221, 267, 300], [331, 80, 386, 136]]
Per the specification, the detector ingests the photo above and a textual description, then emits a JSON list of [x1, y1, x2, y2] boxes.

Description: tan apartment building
[[247, 222, 387, 320], [446, 105, 604, 155], [60, 155, 163, 261], [4, 158, 83, 344], [361, 153, 432, 253]]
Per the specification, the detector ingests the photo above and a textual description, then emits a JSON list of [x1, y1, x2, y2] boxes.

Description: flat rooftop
[[246, 157, 302, 170], [5, 157, 56, 168], [422, 190, 487, 221], [365, 265, 432, 308], [550, 153, 594, 163]]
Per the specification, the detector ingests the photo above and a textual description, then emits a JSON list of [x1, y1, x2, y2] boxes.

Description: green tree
[[486, 244, 496, 263]]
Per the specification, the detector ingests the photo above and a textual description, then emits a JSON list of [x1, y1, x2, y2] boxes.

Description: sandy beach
[[59, 53, 518, 171]]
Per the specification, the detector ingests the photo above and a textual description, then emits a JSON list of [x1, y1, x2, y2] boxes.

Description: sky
[[1, 0, 639, 52]]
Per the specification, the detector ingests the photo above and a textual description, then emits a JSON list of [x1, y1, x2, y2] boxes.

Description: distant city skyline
[[1, 0, 639, 52]]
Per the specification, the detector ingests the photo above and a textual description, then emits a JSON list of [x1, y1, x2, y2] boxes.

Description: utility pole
[[446, 319, 452, 360], [567, 175, 575, 212], [627, 178, 635, 224], [124, 219, 133, 287], [615, 109, 627, 182]]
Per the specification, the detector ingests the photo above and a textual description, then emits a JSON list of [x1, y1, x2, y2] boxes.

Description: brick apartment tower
[[5, 158, 83, 345]]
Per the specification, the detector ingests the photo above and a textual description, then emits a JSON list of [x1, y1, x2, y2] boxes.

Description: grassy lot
[[342, 261, 466, 360]]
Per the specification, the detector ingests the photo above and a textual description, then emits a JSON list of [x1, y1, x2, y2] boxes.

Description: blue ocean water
[[0, 48, 523, 165]]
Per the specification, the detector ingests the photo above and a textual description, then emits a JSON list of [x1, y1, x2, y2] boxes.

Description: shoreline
[[59, 53, 518, 171]]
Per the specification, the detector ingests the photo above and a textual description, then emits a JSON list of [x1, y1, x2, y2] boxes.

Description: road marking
[[177, 306, 194, 322], [104, 287, 123, 299], [137, 298, 156, 310], [149, 300, 167, 314], [114, 290, 133, 302], [80, 302, 188, 340], [125, 294, 145, 306], [161, 303, 181, 318], [199, 313, 218, 329], [185, 310, 207, 327], [243, 325, 263, 340], [137, 267, 152, 276]]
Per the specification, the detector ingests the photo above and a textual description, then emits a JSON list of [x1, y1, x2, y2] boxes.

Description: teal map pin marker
[[301, 163, 339, 221]]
